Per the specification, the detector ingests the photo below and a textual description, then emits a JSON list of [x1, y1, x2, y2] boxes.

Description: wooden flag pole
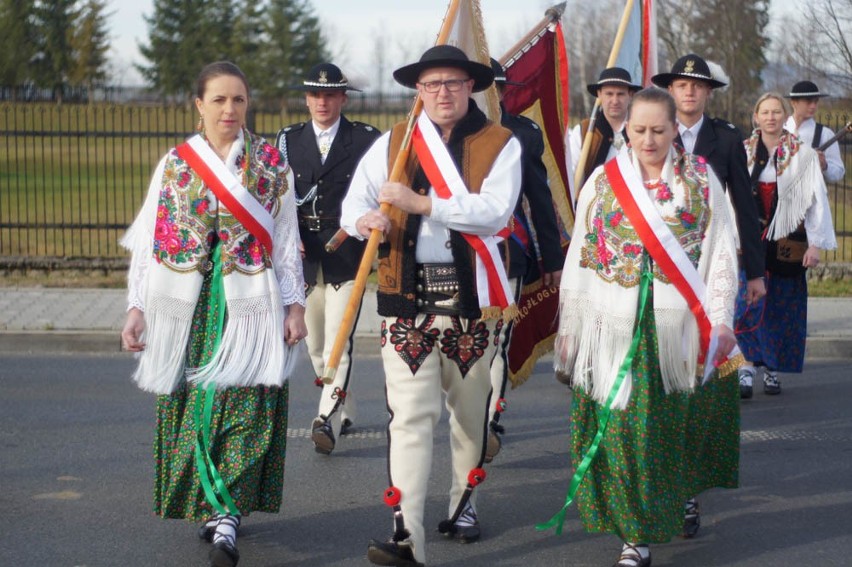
[[572, 0, 636, 197], [320, 0, 461, 385]]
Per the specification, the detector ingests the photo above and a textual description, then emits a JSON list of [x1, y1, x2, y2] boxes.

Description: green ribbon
[[536, 257, 653, 535], [193, 239, 241, 516]]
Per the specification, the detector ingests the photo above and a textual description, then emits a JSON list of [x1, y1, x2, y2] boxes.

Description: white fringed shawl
[[556, 147, 738, 409], [121, 130, 304, 394], [745, 129, 838, 250]]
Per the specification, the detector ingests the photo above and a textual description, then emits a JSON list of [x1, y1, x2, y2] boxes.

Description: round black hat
[[296, 63, 361, 92], [586, 67, 642, 96], [490, 58, 524, 86], [788, 80, 829, 98], [650, 54, 726, 89], [393, 45, 494, 92]]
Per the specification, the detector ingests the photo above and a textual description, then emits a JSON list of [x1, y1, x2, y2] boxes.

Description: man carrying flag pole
[[342, 44, 521, 567]]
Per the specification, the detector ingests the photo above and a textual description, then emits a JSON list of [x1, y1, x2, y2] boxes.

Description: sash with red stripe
[[410, 112, 515, 311], [605, 154, 713, 364], [176, 134, 274, 253]]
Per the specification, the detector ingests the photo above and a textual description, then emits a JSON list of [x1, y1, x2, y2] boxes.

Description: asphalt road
[[1, 354, 850, 566]]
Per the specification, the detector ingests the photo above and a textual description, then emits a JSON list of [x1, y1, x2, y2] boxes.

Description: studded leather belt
[[415, 263, 460, 315], [298, 214, 339, 232]]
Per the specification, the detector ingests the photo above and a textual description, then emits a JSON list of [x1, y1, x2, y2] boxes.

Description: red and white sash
[[176, 134, 274, 253], [605, 154, 716, 365], [411, 112, 514, 310]]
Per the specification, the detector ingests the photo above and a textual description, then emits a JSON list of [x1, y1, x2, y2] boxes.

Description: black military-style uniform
[[275, 116, 381, 286], [276, 113, 380, 451], [684, 115, 765, 280], [499, 108, 563, 281], [488, 106, 564, 442]]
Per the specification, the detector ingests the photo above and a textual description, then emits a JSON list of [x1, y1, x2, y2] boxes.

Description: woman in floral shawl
[[736, 92, 836, 397], [120, 61, 306, 567], [545, 88, 739, 567]]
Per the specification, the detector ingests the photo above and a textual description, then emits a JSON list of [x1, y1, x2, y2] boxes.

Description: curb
[[1, 331, 849, 360]]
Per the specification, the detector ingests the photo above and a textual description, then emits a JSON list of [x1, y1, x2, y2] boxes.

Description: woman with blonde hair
[[736, 92, 836, 398]]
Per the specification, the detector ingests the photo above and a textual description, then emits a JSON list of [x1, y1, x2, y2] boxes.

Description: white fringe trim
[[766, 154, 817, 241], [186, 272, 295, 390], [132, 293, 197, 394], [557, 293, 698, 410]]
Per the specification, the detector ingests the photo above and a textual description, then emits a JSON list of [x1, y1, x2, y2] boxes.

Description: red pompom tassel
[[495, 398, 507, 413], [383, 486, 402, 507], [468, 468, 487, 486]]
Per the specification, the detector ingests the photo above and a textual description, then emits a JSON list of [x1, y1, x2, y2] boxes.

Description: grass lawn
[[2, 102, 850, 260]]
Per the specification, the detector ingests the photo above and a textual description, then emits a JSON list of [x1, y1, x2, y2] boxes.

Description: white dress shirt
[[677, 115, 705, 154], [313, 117, 341, 162], [784, 115, 846, 183], [341, 125, 522, 264]]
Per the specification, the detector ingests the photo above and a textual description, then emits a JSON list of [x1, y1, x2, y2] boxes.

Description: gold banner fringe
[[508, 332, 556, 389]]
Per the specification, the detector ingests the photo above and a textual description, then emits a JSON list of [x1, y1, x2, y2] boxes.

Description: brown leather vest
[[579, 118, 605, 188], [376, 118, 512, 319]]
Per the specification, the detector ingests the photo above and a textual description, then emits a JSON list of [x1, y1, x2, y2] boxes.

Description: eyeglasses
[[417, 79, 471, 93]]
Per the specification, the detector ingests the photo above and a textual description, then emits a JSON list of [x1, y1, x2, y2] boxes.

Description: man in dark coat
[[652, 54, 765, 304], [652, 53, 766, 539], [275, 63, 381, 455], [485, 58, 565, 462]]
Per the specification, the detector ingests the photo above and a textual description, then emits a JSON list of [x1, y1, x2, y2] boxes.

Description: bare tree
[[564, 0, 619, 119], [807, 0, 852, 92], [657, 0, 697, 65]]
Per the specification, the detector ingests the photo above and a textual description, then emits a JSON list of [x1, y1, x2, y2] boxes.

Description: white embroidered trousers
[[380, 314, 497, 564], [305, 268, 361, 434]]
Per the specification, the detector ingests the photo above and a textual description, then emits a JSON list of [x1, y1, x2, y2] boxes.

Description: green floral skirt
[[152, 272, 289, 521], [570, 301, 739, 543]]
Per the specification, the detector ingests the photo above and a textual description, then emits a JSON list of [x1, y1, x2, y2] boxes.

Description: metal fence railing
[[1, 97, 849, 263]]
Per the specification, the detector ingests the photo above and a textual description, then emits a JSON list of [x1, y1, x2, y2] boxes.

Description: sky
[[109, 0, 799, 87]]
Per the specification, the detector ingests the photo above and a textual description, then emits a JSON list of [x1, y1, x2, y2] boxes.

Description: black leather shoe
[[739, 368, 754, 399], [198, 522, 215, 543], [366, 539, 424, 566], [340, 418, 354, 436], [451, 522, 480, 543], [209, 541, 239, 567], [442, 504, 481, 543], [682, 501, 700, 538], [311, 417, 335, 454], [613, 544, 651, 567], [763, 371, 781, 395]]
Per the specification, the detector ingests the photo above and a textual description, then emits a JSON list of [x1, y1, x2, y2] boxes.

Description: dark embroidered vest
[[376, 103, 513, 319]]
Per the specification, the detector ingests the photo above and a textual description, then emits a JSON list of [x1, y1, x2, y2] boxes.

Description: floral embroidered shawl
[[556, 146, 738, 409]]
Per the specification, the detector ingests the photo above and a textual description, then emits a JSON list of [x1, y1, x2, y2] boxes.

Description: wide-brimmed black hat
[[586, 67, 642, 96], [490, 58, 524, 86], [651, 54, 727, 89], [393, 45, 494, 92], [787, 80, 829, 99], [295, 63, 361, 92]]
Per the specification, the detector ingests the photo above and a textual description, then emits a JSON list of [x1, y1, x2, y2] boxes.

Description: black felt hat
[[586, 67, 642, 96], [490, 58, 524, 86], [788, 80, 829, 98], [393, 45, 494, 92], [296, 63, 361, 92], [651, 54, 727, 89]]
